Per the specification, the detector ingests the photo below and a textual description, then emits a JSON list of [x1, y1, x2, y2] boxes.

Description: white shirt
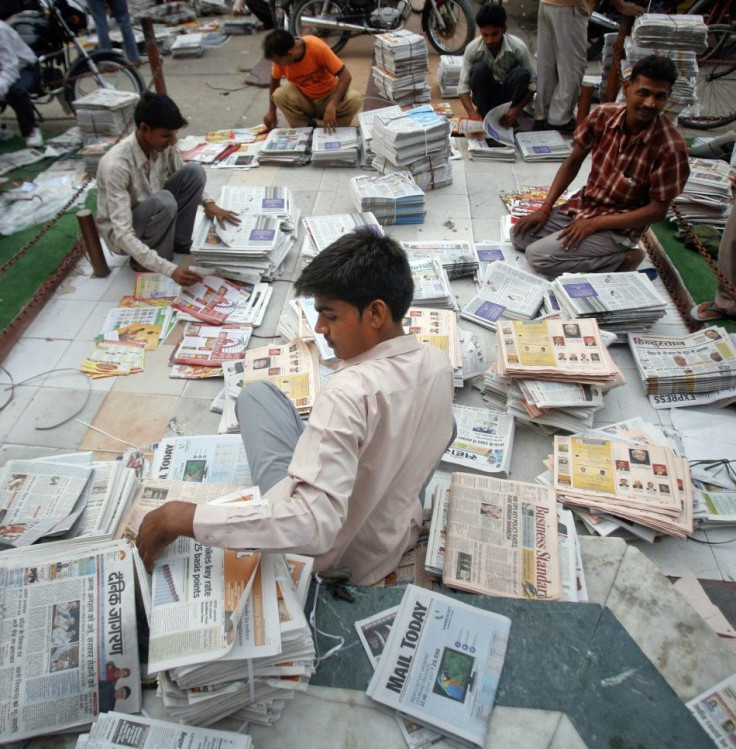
[[457, 33, 536, 97], [0, 20, 37, 98], [194, 335, 455, 585], [96, 133, 183, 277]]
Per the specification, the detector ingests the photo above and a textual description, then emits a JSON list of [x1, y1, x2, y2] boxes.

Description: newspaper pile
[[301, 211, 383, 265], [372, 30, 430, 106], [357, 104, 402, 161], [172, 322, 253, 367], [0, 538, 140, 743], [257, 127, 313, 165], [172, 276, 269, 325], [219, 184, 301, 234], [628, 327, 736, 395], [631, 13, 708, 54], [442, 404, 515, 476], [78, 711, 253, 748], [73, 88, 139, 140], [515, 130, 572, 162], [170, 32, 205, 57], [371, 105, 453, 190], [466, 103, 516, 162], [402, 240, 479, 279], [402, 306, 463, 380], [350, 170, 426, 224], [693, 489, 736, 529], [437, 55, 463, 97], [669, 157, 734, 228], [311, 126, 361, 166], [461, 260, 549, 329], [551, 271, 667, 334], [552, 433, 694, 537], [365, 585, 511, 748], [408, 254, 455, 308]]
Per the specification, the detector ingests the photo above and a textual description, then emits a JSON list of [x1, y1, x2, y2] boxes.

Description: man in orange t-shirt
[[263, 30, 363, 132]]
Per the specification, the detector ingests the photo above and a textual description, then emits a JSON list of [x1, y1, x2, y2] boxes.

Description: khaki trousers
[[272, 83, 363, 127]]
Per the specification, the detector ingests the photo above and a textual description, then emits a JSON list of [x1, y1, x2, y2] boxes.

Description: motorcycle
[[283, 0, 475, 55], [4, 0, 144, 115]]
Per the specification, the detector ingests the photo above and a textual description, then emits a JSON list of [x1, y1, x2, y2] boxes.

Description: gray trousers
[[535, 3, 588, 126], [132, 162, 205, 260], [716, 207, 736, 316], [512, 207, 631, 279]]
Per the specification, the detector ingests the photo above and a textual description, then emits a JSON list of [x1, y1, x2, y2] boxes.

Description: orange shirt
[[271, 35, 344, 101]]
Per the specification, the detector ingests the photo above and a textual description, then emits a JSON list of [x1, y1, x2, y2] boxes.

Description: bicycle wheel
[[679, 27, 736, 129], [421, 0, 474, 55], [289, 0, 350, 54], [65, 51, 145, 107]]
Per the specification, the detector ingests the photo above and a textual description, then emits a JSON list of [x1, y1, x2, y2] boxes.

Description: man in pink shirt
[[137, 229, 455, 584]]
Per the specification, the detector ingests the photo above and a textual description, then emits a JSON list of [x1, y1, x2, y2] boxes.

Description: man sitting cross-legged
[[137, 229, 455, 584]]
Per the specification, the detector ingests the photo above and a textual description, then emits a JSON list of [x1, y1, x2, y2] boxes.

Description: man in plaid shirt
[[512, 55, 689, 279]]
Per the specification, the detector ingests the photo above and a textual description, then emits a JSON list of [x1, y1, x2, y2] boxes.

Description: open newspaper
[[366, 584, 511, 747], [0, 538, 140, 743], [172, 276, 254, 325], [443, 472, 561, 600]]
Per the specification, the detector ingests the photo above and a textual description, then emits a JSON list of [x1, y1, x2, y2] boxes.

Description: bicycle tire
[[65, 51, 145, 107], [421, 0, 474, 55], [289, 0, 350, 54]]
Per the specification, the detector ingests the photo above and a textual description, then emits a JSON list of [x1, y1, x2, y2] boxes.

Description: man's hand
[[172, 265, 204, 286], [616, 1, 644, 17], [513, 209, 550, 238], [136, 501, 197, 573], [500, 106, 520, 128], [205, 202, 240, 227], [557, 216, 600, 250], [264, 109, 278, 131], [323, 102, 338, 133]]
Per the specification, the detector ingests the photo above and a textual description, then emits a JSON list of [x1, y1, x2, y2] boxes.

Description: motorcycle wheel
[[422, 0, 474, 55], [289, 0, 350, 54], [64, 51, 145, 108]]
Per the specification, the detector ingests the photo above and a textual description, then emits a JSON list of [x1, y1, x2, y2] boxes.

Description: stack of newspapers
[[669, 157, 734, 227], [218, 184, 301, 235], [551, 271, 667, 334], [357, 104, 402, 161], [515, 130, 572, 162], [170, 32, 205, 57], [257, 127, 313, 165], [0, 538, 140, 744], [402, 306, 463, 380], [461, 260, 549, 329], [631, 13, 708, 54], [408, 254, 455, 308], [350, 171, 426, 224], [402, 240, 479, 279], [466, 103, 516, 162], [372, 30, 430, 106], [371, 105, 453, 190], [437, 55, 463, 97], [301, 211, 383, 265], [311, 126, 361, 166], [114, 482, 315, 728], [628, 327, 736, 395], [74, 88, 139, 139]]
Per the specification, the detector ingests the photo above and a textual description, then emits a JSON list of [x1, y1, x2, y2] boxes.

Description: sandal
[[690, 301, 728, 322]]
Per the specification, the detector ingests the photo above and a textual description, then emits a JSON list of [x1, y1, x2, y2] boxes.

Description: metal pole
[[141, 17, 166, 95], [76, 209, 110, 277]]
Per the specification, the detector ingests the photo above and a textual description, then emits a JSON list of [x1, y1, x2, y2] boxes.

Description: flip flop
[[637, 268, 659, 281], [690, 301, 728, 322]]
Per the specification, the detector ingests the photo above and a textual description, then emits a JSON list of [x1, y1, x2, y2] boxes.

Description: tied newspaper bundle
[[311, 127, 361, 167], [301, 212, 383, 267], [365, 585, 511, 748], [358, 105, 402, 162], [437, 55, 463, 98], [371, 105, 453, 191], [402, 240, 479, 280], [257, 127, 313, 166], [115, 481, 315, 728], [350, 171, 426, 225], [372, 30, 430, 107], [0, 539, 139, 743]]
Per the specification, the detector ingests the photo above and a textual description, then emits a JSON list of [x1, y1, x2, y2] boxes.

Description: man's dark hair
[[476, 2, 506, 29], [294, 228, 414, 322], [630, 55, 678, 87], [263, 29, 296, 59], [134, 92, 187, 130]]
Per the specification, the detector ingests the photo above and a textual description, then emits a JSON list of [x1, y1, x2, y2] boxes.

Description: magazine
[[172, 323, 252, 367], [172, 276, 254, 325]]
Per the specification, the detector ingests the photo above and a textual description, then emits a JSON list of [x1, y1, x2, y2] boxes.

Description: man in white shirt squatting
[[137, 229, 456, 584], [96, 92, 238, 286]]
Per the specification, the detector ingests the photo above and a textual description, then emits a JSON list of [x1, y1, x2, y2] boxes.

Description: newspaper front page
[[366, 584, 511, 747], [443, 472, 561, 600], [0, 539, 140, 742]]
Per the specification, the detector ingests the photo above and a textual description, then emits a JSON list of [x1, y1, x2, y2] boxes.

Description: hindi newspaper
[[366, 584, 511, 747], [172, 323, 252, 367], [686, 672, 736, 748], [443, 473, 561, 600], [172, 276, 254, 325], [0, 538, 140, 742]]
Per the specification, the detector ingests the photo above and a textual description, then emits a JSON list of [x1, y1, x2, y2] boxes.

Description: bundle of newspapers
[[552, 433, 694, 537], [311, 126, 361, 166], [371, 105, 453, 190], [365, 585, 511, 747], [114, 481, 315, 727], [357, 104, 402, 161], [257, 127, 313, 165], [0, 538, 140, 743], [301, 211, 383, 266], [437, 54, 463, 97], [408, 253, 455, 308], [551, 271, 667, 334], [170, 32, 205, 57], [73, 88, 139, 139], [630, 13, 708, 54], [515, 130, 572, 162], [461, 260, 549, 329], [402, 239, 479, 279], [669, 157, 734, 227], [441, 403, 515, 476], [218, 184, 301, 235], [350, 170, 426, 224], [628, 327, 736, 395], [372, 30, 430, 106]]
